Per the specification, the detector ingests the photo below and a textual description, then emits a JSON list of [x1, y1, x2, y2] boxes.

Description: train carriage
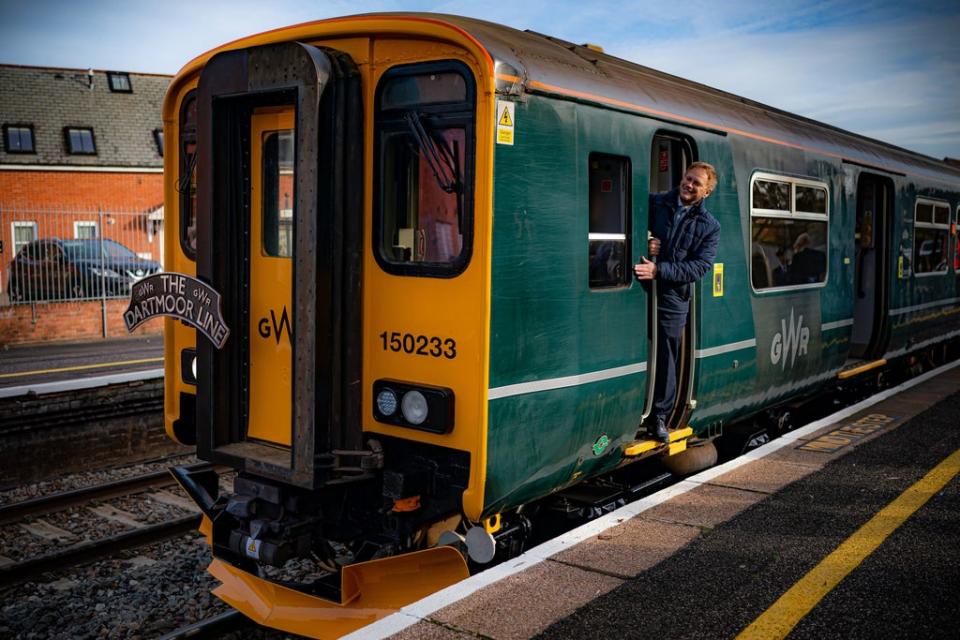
[[148, 13, 960, 638]]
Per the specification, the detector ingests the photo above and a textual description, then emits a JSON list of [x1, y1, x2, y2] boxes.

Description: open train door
[[850, 173, 892, 360], [645, 132, 697, 429]]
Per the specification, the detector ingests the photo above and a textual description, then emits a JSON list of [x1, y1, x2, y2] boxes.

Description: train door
[[248, 108, 294, 446], [851, 173, 892, 359], [194, 42, 363, 489], [645, 132, 696, 428]]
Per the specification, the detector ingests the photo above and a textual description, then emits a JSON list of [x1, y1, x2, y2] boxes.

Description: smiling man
[[633, 162, 720, 443]]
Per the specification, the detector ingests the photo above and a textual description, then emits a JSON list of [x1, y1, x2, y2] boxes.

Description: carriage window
[[588, 153, 631, 289], [795, 185, 827, 214], [934, 204, 949, 225], [261, 130, 295, 257], [750, 173, 828, 291], [913, 199, 950, 276], [375, 62, 475, 276], [955, 207, 959, 272], [178, 91, 198, 259], [753, 179, 791, 213]]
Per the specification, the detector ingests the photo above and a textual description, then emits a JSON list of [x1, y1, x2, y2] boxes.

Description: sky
[[1, 0, 958, 161]]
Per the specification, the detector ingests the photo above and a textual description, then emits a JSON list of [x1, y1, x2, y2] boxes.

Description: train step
[[837, 358, 887, 380], [624, 427, 693, 457]]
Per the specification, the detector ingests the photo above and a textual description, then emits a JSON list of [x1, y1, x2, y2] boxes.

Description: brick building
[[0, 64, 171, 344]]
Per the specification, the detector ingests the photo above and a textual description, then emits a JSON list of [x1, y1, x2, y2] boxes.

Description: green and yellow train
[[152, 13, 960, 638]]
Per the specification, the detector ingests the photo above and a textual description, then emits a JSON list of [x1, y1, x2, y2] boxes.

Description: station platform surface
[[355, 362, 960, 640], [0, 334, 162, 394]]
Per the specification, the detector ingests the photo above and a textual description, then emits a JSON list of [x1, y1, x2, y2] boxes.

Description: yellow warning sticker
[[496, 99, 515, 146], [712, 262, 724, 297]]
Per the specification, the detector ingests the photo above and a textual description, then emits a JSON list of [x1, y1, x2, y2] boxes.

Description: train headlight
[[401, 390, 429, 425], [376, 388, 399, 417], [181, 348, 197, 386], [373, 379, 455, 434]]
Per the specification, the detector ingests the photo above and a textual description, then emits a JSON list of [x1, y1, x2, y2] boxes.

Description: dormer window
[[65, 127, 96, 155], [153, 129, 164, 157], [3, 125, 35, 153], [107, 71, 132, 93]]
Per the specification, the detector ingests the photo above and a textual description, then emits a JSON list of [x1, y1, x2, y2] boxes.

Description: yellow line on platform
[[737, 446, 960, 640], [0, 357, 163, 379]]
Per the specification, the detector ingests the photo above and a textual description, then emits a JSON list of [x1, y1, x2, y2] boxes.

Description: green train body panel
[[482, 92, 960, 517], [884, 179, 960, 356], [486, 96, 652, 512]]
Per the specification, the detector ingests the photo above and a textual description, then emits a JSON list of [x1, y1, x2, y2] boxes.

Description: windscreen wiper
[[402, 111, 462, 195]]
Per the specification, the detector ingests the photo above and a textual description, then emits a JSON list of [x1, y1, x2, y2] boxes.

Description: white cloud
[[609, 13, 960, 158], [1, 0, 957, 157]]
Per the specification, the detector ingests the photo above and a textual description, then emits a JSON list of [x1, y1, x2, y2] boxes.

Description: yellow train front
[[162, 14, 502, 638]]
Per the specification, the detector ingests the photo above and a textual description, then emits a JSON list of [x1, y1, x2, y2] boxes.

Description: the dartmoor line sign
[[124, 273, 230, 348]]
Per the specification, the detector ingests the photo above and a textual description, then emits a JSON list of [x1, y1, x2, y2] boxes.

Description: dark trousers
[[652, 315, 684, 422]]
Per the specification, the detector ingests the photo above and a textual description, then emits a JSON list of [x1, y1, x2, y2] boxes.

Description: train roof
[[179, 13, 960, 186], [432, 14, 959, 185]]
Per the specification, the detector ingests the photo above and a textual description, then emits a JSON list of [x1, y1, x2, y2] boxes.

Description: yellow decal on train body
[[712, 262, 724, 297]]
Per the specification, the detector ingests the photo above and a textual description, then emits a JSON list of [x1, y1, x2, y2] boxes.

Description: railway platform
[[0, 335, 175, 487], [350, 362, 960, 640], [0, 334, 162, 397]]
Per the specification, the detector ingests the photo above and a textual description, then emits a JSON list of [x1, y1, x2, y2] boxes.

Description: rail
[[0, 462, 223, 587], [156, 610, 255, 640]]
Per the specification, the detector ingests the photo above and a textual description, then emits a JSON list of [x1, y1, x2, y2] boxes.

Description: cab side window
[[178, 91, 198, 260]]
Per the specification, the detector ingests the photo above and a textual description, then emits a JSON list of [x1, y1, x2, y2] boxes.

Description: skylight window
[[65, 127, 96, 155], [154, 129, 164, 157], [107, 71, 132, 93], [3, 125, 35, 153]]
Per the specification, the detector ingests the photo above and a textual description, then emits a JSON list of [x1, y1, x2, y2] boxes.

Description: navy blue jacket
[[649, 189, 720, 317]]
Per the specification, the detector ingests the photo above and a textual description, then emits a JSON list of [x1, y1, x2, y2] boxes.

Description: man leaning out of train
[[633, 162, 721, 443]]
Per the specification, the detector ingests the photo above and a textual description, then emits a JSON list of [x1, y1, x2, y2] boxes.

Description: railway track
[[157, 610, 256, 640], [0, 462, 221, 587]]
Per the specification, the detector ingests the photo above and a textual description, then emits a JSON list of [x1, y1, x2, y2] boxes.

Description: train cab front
[[164, 30, 491, 639]]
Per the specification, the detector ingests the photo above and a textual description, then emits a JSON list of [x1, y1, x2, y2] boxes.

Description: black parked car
[[7, 238, 162, 301]]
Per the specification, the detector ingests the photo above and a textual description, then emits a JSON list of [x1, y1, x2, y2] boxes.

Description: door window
[[588, 153, 631, 288], [261, 130, 295, 257]]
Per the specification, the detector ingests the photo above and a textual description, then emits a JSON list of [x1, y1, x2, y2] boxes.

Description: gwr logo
[[258, 306, 293, 344], [770, 308, 810, 369]]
